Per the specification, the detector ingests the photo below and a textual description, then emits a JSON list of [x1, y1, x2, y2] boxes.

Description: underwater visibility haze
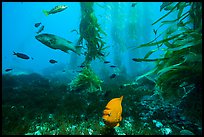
[[2, 2, 202, 135]]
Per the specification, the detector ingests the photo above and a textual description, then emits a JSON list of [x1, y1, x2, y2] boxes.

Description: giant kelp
[[69, 2, 107, 93], [77, 2, 107, 64], [133, 2, 202, 102]]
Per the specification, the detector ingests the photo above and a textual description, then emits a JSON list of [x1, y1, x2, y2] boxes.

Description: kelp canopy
[[133, 2, 202, 102], [70, 2, 107, 93]]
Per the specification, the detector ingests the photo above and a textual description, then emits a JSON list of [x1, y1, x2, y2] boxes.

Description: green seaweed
[[69, 2, 106, 93], [133, 2, 202, 102], [69, 65, 103, 93], [77, 2, 107, 64], [152, 3, 179, 25]]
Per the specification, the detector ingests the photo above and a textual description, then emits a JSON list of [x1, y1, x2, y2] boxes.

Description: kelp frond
[[78, 2, 107, 64], [70, 2, 106, 93], [69, 65, 103, 93], [134, 2, 202, 101]]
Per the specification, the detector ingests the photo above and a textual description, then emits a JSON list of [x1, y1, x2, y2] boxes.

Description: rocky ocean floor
[[2, 73, 202, 135]]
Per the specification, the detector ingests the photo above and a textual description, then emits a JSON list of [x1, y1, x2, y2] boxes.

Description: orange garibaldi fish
[[102, 96, 123, 128]]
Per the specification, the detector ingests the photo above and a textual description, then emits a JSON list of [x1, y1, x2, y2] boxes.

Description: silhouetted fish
[[5, 68, 13, 72], [110, 74, 116, 79], [104, 61, 110, 64], [78, 65, 85, 68], [13, 52, 30, 59], [110, 65, 117, 68], [153, 29, 157, 35], [49, 59, 57, 64], [35, 22, 41, 27], [131, 3, 137, 7]]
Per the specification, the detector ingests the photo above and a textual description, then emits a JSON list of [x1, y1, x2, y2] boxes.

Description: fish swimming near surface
[[49, 59, 57, 64], [131, 3, 137, 7], [5, 68, 13, 72], [102, 96, 123, 128], [36, 25, 44, 34], [13, 52, 30, 59], [43, 5, 68, 16], [110, 74, 116, 79], [35, 33, 82, 55], [34, 22, 41, 28]]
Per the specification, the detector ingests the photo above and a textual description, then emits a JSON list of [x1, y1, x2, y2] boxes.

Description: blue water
[[3, 2, 78, 74], [2, 2, 172, 78]]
